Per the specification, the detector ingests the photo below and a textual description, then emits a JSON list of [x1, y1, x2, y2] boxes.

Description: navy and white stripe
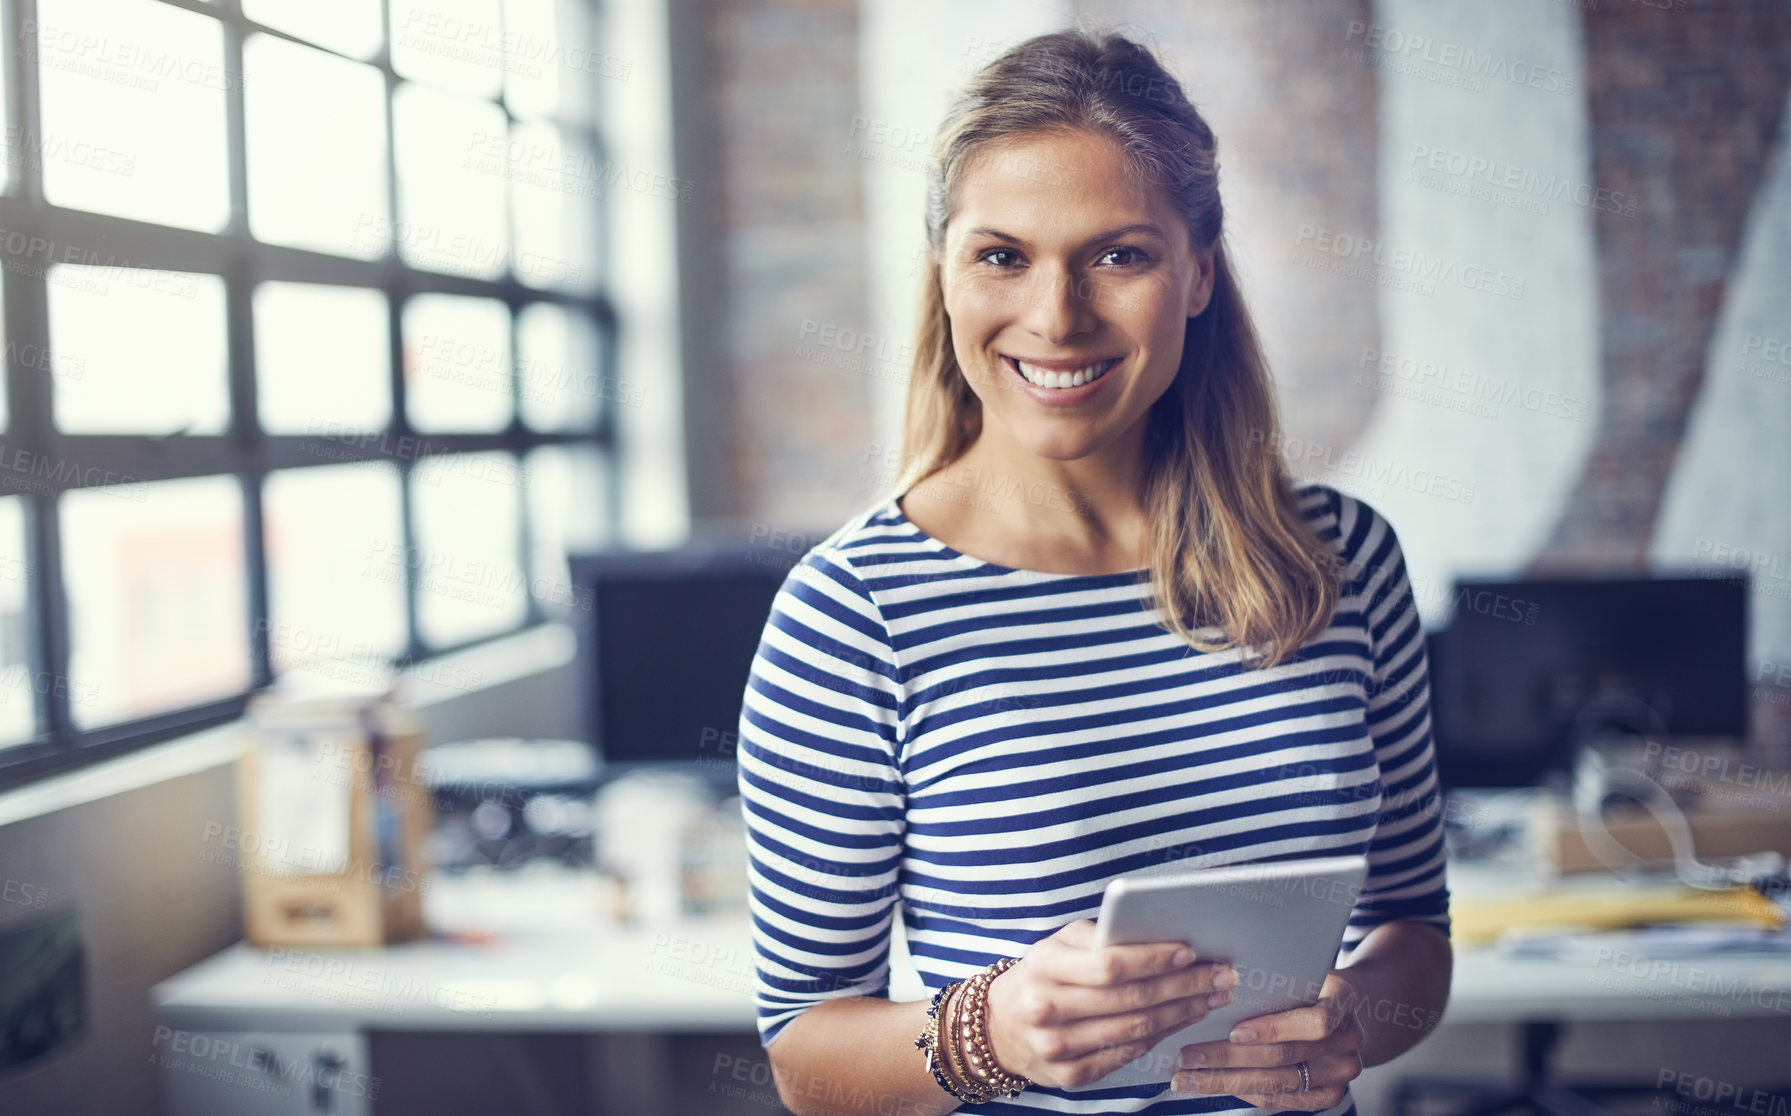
[[735, 482, 1450, 1114]]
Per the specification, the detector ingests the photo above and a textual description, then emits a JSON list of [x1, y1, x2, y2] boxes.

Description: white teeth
[[1013, 358, 1113, 389]]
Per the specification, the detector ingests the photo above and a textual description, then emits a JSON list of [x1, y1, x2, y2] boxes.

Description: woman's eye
[[979, 248, 1023, 268], [1098, 246, 1147, 267]]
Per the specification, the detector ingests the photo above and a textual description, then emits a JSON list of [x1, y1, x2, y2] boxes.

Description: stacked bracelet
[[958, 958, 1030, 1098], [914, 957, 1032, 1104], [914, 982, 968, 1100]]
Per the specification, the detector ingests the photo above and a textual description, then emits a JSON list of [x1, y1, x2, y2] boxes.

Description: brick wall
[[702, 0, 877, 532], [1539, 0, 1791, 568]]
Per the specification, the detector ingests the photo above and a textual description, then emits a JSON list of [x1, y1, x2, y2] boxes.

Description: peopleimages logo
[[1293, 225, 1526, 301], [1692, 538, 1791, 600], [1655, 1070, 1791, 1116], [1246, 428, 1477, 505], [1356, 347, 1592, 423], [1406, 144, 1639, 217], [1342, 21, 1576, 95]]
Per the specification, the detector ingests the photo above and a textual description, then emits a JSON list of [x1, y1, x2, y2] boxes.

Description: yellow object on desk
[[1450, 884, 1786, 948]]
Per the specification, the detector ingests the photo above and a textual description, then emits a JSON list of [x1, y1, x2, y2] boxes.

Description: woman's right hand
[[982, 919, 1235, 1090]]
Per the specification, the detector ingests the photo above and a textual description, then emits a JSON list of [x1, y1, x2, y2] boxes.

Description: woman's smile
[[1000, 353, 1121, 404], [941, 125, 1214, 459]]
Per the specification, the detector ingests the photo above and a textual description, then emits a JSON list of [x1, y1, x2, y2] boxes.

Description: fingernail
[[1207, 988, 1230, 1008], [1214, 968, 1237, 990], [1171, 947, 1193, 967], [1174, 1071, 1210, 1095], [1180, 1050, 1206, 1068], [1229, 1026, 1257, 1043]]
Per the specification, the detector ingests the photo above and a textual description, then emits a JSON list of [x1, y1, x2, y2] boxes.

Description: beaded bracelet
[[913, 958, 1032, 1104], [916, 979, 986, 1102], [938, 982, 982, 1098], [958, 958, 1031, 1099]]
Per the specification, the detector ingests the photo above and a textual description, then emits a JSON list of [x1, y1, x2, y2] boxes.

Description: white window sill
[[0, 623, 577, 830]]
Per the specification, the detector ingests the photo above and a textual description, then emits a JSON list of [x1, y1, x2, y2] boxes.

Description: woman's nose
[[1021, 266, 1097, 345]]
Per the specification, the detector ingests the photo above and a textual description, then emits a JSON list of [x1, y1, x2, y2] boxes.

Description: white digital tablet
[[1064, 853, 1371, 1091]]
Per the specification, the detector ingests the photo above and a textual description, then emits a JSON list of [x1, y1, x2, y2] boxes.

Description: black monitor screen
[[1427, 576, 1749, 789], [570, 547, 791, 768]]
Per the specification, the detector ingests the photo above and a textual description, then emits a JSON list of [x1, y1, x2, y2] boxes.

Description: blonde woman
[[736, 28, 1451, 1116]]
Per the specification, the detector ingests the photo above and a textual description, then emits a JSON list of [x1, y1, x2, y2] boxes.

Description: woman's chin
[[1009, 427, 1111, 464]]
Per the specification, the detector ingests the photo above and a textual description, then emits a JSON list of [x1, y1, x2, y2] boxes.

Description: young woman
[[736, 28, 1451, 1116]]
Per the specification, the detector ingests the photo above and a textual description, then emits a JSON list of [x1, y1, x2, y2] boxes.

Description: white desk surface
[[1440, 859, 1791, 1025], [155, 869, 762, 1032], [154, 862, 1791, 1033]]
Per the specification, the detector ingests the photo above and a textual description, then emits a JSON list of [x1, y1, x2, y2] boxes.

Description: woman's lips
[[1002, 354, 1119, 403]]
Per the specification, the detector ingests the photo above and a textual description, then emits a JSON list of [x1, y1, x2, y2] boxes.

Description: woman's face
[[940, 126, 1214, 464]]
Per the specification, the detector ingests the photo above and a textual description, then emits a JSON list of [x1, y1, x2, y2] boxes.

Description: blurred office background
[[0, 0, 1789, 1113]]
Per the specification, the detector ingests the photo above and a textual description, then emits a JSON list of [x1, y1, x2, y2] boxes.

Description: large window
[[0, 0, 619, 787]]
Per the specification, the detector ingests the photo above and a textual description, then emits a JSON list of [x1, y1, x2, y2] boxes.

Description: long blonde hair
[[896, 28, 1340, 668]]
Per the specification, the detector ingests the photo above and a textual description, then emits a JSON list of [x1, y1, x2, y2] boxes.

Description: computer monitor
[[1426, 576, 1749, 789], [568, 545, 792, 778]]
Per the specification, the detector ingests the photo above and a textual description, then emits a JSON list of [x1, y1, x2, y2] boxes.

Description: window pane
[[0, 29, 13, 195], [394, 83, 508, 278], [407, 453, 527, 647], [507, 120, 599, 292], [243, 0, 383, 60], [503, 0, 596, 125], [49, 267, 228, 435], [389, 0, 504, 99], [517, 303, 601, 432], [256, 282, 391, 434], [403, 294, 511, 432], [0, 285, 83, 430], [37, 0, 230, 232], [264, 464, 406, 679], [62, 476, 249, 729], [526, 444, 607, 622], [0, 498, 33, 746], [245, 34, 390, 258]]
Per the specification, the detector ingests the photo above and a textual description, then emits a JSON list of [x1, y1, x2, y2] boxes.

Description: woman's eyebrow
[[962, 222, 1172, 247]]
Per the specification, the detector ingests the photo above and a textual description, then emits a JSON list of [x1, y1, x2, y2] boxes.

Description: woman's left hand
[[1170, 970, 1364, 1111]]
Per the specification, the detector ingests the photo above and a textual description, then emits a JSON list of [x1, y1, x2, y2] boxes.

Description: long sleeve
[[735, 548, 908, 1048], [1330, 492, 1453, 953]]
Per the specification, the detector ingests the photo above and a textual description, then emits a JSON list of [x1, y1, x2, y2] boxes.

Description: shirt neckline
[[885, 494, 1151, 583]]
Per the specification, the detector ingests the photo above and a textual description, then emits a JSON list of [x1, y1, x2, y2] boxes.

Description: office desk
[[152, 865, 1791, 1116], [153, 870, 770, 1115], [1389, 860, 1791, 1115], [1442, 860, 1791, 1024]]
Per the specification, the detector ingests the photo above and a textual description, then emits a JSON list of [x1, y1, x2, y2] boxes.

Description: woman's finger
[[1177, 1036, 1327, 1073], [1020, 961, 1231, 1027], [1173, 1050, 1361, 1105], [1036, 935, 1198, 987], [1044, 1013, 1199, 1090], [1225, 1002, 1334, 1045], [1177, 1011, 1361, 1072], [1033, 994, 1209, 1063]]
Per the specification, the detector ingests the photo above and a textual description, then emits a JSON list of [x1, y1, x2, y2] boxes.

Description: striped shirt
[[735, 481, 1451, 1114]]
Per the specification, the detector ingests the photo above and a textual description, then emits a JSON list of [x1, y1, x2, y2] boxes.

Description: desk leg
[[588, 1032, 676, 1116]]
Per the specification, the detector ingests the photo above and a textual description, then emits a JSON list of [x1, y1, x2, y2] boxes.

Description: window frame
[[0, 0, 622, 789]]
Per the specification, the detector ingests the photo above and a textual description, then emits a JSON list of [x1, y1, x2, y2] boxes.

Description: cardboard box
[[236, 691, 432, 948], [1531, 793, 1791, 877]]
